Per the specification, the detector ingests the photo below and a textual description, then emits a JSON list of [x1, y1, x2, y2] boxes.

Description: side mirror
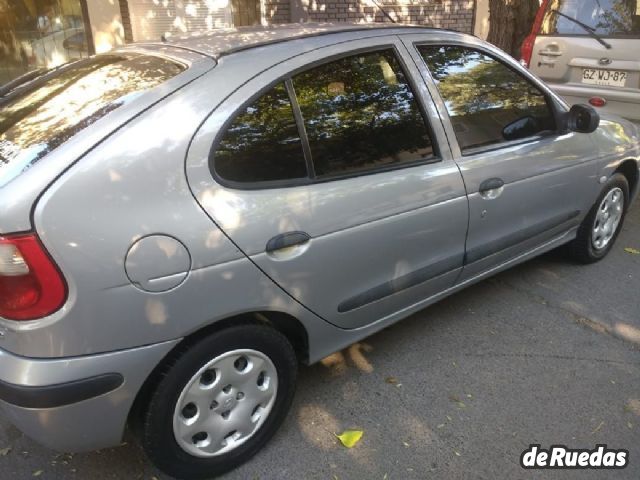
[[502, 116, 540, 141], [567, 104, 600, 133]]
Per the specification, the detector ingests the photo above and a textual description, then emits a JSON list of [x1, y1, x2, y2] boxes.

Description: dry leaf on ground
[[335, 430, 364, 448]]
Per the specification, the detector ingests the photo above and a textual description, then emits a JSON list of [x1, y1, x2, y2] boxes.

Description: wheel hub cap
[[173, 349, 278, 457], [592, 187, 624, 251]]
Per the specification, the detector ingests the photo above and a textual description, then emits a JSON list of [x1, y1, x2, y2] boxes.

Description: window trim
[[413, 42, 564, 157], [285, 78, 316, 179], [209, 44, 442, 191]]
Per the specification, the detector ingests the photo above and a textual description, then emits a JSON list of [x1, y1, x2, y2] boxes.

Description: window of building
[[0, 0, 92, 86]]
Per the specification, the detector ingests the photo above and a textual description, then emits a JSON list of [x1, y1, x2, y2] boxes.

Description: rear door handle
[[479, 178, 504, 193], [266, 231, 311, 253], [479, 178, 505, 200]]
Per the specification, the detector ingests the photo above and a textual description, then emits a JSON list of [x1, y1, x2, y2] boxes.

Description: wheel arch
[[127, 310, 309, 433], [615, 159, 639, 201]]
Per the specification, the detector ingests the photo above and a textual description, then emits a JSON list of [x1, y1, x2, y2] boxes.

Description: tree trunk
[[487, 0, 539, 58]]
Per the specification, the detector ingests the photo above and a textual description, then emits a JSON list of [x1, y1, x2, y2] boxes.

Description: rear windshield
[[0, 54, 186, 188], [541, 0, 640, 37]]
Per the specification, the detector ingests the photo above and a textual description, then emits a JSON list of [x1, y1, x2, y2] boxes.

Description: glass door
[[0, 0, 91, 85]]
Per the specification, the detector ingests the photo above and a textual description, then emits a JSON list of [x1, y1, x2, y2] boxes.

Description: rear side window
[[419, 45, 556, 152], [214, 83, 307, 183], [213, 48, 436, 186], [0, 54, 185, 188], [541, 0, 640, 37], [293, 49, 434, 178]]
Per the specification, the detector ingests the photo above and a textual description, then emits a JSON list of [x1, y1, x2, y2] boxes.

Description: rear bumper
[[549, 83, 640, 121], [0, 340, 179, 452]]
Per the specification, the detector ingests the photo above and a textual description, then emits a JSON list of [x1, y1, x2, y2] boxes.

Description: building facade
[[0, 0, 477, 85]]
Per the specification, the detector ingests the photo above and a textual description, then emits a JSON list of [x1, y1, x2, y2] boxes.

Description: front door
[[403, 37, 600, 280], [187, 37, 469, 329]]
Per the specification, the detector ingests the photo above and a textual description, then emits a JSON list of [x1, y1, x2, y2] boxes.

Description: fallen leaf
[[33, 471, 43, 477], [0, 447, 11, 456], [385, 376, 399, 385], [335, 430, 364, 448], [591, 421, 604, 434], [624, 247, 640, 255]]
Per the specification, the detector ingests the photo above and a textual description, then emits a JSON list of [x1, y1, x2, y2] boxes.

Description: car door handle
[[266, 231, 311, 253], [479, 178, 504, 193]]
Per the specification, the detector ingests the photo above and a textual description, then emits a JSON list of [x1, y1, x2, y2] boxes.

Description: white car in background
[[521, 0, 640, 122]]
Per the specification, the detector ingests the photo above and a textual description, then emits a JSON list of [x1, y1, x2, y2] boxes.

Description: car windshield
[[541, 0, 640, 37], [0, 54, 186, 188]]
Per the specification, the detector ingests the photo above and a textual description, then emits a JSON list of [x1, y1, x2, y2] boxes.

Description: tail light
[[0, 233, 66, 321], [520, 0, 551, 68], [520, 35, 536, 68]]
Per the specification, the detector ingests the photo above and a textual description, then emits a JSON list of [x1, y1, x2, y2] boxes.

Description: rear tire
[[567, 173, 629, 264], [141, 324, 297, 480]]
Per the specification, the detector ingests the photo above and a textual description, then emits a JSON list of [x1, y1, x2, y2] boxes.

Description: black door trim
[[338, 254, 462, 313], [465, 210, 581, 264]]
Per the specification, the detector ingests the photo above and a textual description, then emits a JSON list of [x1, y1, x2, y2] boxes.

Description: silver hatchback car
[[0, 24, 638, 479]]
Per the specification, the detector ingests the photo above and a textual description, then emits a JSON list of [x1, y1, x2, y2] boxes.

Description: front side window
[[419, 45, 556, 152], [540, 0, 640, 37], [214, 83, 307, 184], [292, 49, 435, 178]]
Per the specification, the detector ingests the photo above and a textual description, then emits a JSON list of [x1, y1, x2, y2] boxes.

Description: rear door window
[[212, 48, 438, 187], [541, 0, 640, 37], [418, 45, 556, 152], [0, 54, 186, 187], [292, 49, 435, 178], [214, 83, 308, 184]]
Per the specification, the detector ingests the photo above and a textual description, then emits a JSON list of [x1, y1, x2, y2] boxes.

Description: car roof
[[137, 23, 458, 59]]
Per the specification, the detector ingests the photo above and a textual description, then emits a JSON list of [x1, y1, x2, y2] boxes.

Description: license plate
[[582, 68, 627, 87]]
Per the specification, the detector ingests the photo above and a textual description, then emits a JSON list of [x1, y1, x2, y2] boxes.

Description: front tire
[[568, 173, 629, 264], [141, 324, 297, 479]]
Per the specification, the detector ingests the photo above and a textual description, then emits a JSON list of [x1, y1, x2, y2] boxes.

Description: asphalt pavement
[[1, 205, 639, 480]]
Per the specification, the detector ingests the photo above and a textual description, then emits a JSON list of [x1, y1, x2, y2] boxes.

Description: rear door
[[530, 0, 640, 109], [187, 37, 469, 329]]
